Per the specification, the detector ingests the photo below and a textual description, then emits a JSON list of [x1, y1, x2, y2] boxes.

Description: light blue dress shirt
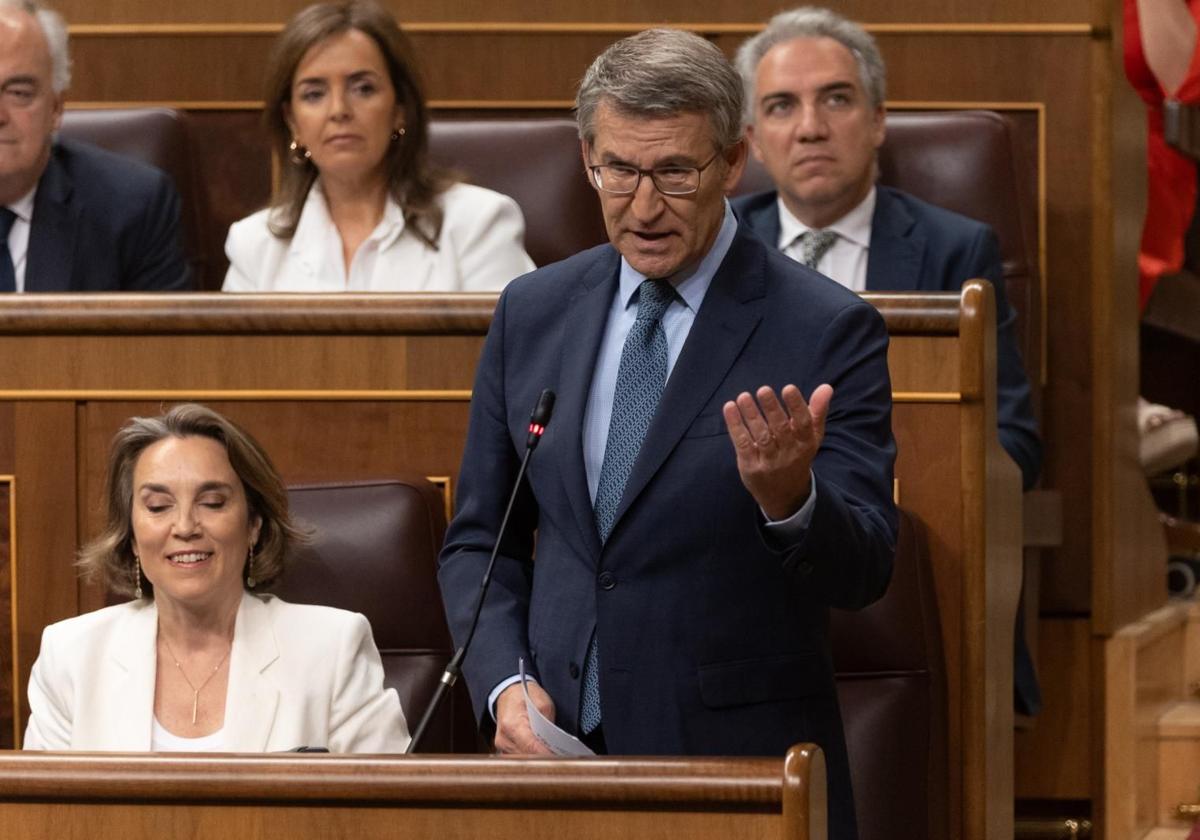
[[488, 202, 817, 720]]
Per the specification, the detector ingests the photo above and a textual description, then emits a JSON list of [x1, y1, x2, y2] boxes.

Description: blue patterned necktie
[[797, 229, 838, 270], [0, 208, 16, 293], [581, 277, 675, 734]]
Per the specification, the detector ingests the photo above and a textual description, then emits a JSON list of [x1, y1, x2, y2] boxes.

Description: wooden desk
[[0, 746, 826, 840], [0, 285, 1019, 840]]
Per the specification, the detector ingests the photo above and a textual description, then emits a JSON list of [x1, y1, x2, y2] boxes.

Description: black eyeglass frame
[[586, 151, 723, 196]]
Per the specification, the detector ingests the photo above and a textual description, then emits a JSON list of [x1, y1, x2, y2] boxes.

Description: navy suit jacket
[[733, 185, 1042, 490], [25, 139, 190, 291], [438, 224, 897, 840]]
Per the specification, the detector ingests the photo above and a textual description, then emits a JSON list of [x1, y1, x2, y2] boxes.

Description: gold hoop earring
[[133, 555, 143, 600], [246, 546, 257, 589], [288, 139, 311, 165]]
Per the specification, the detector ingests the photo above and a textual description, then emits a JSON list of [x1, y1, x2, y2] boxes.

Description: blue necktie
[[0, 208, 16, 293], [581, 278, 675, 734]]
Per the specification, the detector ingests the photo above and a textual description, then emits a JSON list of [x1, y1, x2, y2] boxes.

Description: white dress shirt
[[223, 181, 535, 292], [778, 187, 876, 291], [3, 186, 37, 293]]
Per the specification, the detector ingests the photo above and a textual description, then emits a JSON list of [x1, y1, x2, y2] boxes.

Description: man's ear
[[720, 137, 749, 195], [745, 122, 766, 163], [871, 104, 886, 150], [49, 91, 64, 133]]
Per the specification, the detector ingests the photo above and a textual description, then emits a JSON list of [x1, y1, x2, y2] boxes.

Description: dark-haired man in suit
[[439, 27, 896, 840], [731, 6, 1042, 714], [0, 0, 189, 292]]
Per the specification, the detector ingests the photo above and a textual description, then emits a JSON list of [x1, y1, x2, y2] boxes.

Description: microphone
[[406, 389, 556, 754]]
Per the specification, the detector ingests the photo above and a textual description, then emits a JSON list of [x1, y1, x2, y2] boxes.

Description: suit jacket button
[[569, 662, 580, 679], [598, 571, 616, 590]]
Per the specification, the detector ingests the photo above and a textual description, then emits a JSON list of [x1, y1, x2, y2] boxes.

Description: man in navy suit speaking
[[0, 0, 189, 292], [439, 28, 897, 840]]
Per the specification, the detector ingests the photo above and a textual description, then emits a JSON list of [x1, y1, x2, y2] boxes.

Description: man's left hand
[[722, 383, 833, 520]]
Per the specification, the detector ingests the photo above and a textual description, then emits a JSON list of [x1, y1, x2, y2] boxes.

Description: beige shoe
[[1139, 397, 1200, 475]]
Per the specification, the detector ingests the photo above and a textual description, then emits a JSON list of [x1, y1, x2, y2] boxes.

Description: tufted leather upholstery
[[736, 109, 1040, 395], [429, 118, 607, 268], [269, 478, 478, 753], [58, 108, 209, 284], [833, 510, 946, 840]]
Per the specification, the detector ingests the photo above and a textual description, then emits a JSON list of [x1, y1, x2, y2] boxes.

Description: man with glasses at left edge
[[439, 28, 896, 840]]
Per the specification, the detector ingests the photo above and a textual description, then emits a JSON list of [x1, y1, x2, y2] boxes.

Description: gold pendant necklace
[[160, 635, 231, 725]]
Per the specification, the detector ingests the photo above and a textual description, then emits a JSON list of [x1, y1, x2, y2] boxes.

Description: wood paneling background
[[14, 0, 1166, 825]]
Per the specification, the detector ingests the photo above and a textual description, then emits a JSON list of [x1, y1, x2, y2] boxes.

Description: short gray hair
[[735, 7, 885, 125], [576, 28, 744, 150], [0, 0, 71, 93]]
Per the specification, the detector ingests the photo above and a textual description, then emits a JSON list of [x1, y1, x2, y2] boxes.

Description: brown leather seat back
[[832, 510, 947, 840], [59, 108, 206, 283], [269, 478, 477, 753], [429, 118, 608, 267], [737, 109, 1040, 389]]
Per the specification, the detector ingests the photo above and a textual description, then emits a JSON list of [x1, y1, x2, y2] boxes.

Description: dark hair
[[262, 0, 452, 245], [77, 404, 308, 599]]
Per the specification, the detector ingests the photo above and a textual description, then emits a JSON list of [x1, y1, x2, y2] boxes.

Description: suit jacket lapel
[[107, 600, 158, 750], [223, 593, 280, 751], [742, 192, 782, 249], [612, 229, 766, 530], [555, 250, 620, 561], [25, 150, 77, 292], [865, 186, 924, 292]]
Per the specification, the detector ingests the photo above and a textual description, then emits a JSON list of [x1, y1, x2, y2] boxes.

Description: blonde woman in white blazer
[[23, 404, 409, 753], [222, 1, 534, 293]]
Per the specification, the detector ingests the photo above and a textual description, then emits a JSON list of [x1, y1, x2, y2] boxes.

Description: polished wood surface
[[42, 1, 1156, 641], [1100, 601, 1196, 840], [0, 745, 827, 840], [0, 288, 1015, 840]]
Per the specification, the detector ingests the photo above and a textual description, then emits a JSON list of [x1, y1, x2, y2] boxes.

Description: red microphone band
[[528, 423, 545, 437]]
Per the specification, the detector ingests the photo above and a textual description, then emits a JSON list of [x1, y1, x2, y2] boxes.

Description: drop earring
[[133, 555, 143, 600], [391, 127, 406, 142], [288, 138, 311, 165], [246, 546, 257, 589]]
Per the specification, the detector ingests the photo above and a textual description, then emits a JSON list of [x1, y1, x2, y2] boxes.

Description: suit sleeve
[[445, 188, 537, 291], [437, 289, 541, 724], [123, 170, 192, 291], [778, 300, 898, 610], [969, 228, 1043, 490], [23, 625, 72, 750], [327, 612, 411, 754]]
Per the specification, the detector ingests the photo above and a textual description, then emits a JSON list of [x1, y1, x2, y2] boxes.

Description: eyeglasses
[[588, 152, 721, 196]]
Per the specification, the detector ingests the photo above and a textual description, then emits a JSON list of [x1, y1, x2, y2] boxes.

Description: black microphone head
[[531, 389, 556, 427]]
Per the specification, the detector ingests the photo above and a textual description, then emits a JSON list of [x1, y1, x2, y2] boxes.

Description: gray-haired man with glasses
[[439, 28, 896, 840]]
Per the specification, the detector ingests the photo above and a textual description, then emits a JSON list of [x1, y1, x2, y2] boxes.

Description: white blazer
[[23, 592, 410, 753], [222, 181, 535, 292]]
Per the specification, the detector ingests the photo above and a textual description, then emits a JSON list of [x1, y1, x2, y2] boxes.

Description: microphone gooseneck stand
[[405, 389, 556, 754]]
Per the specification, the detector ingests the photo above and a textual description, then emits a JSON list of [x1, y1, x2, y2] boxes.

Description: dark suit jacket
[[438, 225, 897, 840], [25, 139, 190, 291], [733, 185, 1042, 490]]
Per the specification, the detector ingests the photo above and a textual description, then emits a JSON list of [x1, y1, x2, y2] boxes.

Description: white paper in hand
[[519, 657, 595, 756]]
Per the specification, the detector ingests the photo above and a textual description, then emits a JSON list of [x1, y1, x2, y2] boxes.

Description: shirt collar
[[777, 186, 876, 250], [5, 183, 37, 224], [617, 200, 738, 313], [290, 180, 408, 251]]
